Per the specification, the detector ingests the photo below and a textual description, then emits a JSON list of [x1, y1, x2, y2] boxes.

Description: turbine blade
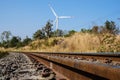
[[59, 16, 72, 19], [49, 4, 58, 17]]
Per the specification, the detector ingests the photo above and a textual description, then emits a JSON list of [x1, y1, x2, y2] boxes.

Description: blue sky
[[0, 0, 120, 39]]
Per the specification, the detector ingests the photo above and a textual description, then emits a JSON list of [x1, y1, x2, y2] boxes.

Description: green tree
[[0, 31, 12, 48], [22, 36, 32, 46], [101, 21, 119, 34], [33, 29, 45, 40], [9, 36, 22, 48], [57, 29, 64, 37], [69, 30, 76, 35], [1, 31, 12, 42], [81, 28, 92, 33], [53, 29, 64, 37], [92, 26, 99, 34], [65, 30, 76, 37], [43, 20, 53, 38], [81, 28, 86, 33]]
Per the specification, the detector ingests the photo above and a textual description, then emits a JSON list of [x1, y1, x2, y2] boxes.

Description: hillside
[[18, 33, 120, 52], [0, 20, 120, 52]]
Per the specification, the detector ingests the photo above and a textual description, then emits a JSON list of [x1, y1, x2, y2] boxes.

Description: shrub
[[97, 33, 120, 52]]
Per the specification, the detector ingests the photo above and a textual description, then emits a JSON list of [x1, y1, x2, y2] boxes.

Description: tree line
[[81, 20, 119, 34], [0, 20, 76, 48], [0, 20, 119, 48], [33, 20, 76, 39]]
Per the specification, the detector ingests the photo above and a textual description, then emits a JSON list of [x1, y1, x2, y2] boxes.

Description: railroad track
[[23, 52, 120, 80]]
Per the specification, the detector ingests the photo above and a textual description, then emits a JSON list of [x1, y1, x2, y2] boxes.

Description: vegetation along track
[[23, 52, 120, 80]]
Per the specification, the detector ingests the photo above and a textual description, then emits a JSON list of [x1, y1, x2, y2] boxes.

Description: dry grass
[[97, 33, 120, 52], [4, 33, 120, 52], [50, 33, 100, 52], [20, 33, 100, 52], [42, 33, 120, 52]]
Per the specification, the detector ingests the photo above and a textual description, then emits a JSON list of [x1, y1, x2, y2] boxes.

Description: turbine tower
[[49, 4, 72, 30]]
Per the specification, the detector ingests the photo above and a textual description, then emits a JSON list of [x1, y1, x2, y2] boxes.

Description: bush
[[97, 33, 120, 52]]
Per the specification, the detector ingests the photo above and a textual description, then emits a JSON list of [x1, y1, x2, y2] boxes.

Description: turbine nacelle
[[59, 16, 72, 19], [49, 4, 72, 30]]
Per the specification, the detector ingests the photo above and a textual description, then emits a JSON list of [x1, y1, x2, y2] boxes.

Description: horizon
[[0, 0, 120, 39]]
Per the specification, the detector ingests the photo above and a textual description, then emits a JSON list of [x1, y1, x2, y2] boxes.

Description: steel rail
[[23, 52, 120, 62], [22, 52, 120, 80]]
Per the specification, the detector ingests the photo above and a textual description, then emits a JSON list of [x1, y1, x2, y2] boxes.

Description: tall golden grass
[[4, 33, 120, 52], [50, 33, 100, 52], [42, 33, 120, 52]]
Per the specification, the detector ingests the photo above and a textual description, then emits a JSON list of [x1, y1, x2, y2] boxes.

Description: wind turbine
[[49, 4, 72, 30]]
